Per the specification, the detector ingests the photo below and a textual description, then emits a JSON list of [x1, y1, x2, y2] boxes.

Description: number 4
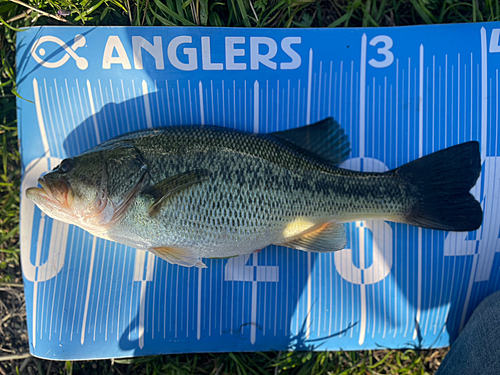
[[490, 29, 500, 52]]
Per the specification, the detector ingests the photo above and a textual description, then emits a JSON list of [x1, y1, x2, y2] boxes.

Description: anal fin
[[149, 246, 207, 268], [277, 222, 347, 253]]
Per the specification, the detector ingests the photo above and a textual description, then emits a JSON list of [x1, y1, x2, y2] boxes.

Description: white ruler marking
[[199, 81, 205, 125], [414, 44, 424, 340], [254, 80, 259, 133], [360, 34, 367, 158], [80, 237, 97, 345], [142, 80, 152, 128], [86, 80, 100, 144], [33, 79, 50, 157], [481, 27, 488, 161], [306, 49, 313, 124]]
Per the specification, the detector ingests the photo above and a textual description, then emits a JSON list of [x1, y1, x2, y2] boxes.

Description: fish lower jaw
[[26, 186, 49, 200], [27, 184, 69, 210], [26, 187, 66, 212]]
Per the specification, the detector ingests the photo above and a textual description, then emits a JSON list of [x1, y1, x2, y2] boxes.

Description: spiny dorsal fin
[[277, 221, 347, 252], [143, 169, 211, 217], [149, 246, 207, 268], [271, 117, 350, 166]]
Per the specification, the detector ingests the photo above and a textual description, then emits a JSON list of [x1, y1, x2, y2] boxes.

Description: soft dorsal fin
[[277, 221, 347, 253], [143, 169, 211, 217], [149, 246, 207, 268], [270, 117, 350, 166]]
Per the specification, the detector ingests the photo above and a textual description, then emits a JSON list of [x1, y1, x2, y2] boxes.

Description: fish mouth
[[26, 176, 70, 208]]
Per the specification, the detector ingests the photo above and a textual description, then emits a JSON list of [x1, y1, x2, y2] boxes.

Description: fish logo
[[31, 34, 88, 70]]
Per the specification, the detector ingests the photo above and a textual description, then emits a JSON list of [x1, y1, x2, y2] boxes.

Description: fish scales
[[100, 126, 412, 257], [26, 118, 482, 267]]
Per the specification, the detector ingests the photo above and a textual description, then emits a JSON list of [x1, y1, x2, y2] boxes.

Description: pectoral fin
[[143, 169, 211, 217], [277, 222, 347, 253], [149, 246, 207, 268]]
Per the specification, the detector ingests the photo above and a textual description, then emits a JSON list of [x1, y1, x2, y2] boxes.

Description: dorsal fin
[[270, 117, 350, 166]]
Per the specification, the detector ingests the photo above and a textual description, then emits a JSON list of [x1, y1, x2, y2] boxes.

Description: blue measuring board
[[17, 24, 500, 360]]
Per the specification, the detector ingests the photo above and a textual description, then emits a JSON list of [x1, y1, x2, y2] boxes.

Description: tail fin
[[395, 141, 482, 231]]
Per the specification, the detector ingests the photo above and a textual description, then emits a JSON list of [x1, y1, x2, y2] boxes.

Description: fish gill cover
[[17, 24, 500, 360]]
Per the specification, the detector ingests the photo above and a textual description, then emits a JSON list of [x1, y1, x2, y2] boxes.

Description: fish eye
[[58, 158, 74, 173]]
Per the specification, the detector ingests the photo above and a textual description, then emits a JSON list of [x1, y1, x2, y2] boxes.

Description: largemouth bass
[[26, 118, 483, 268]]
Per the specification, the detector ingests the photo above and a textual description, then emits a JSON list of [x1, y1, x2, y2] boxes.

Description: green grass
[[1, 0, 498, 373], [0, 349, 445, 374]]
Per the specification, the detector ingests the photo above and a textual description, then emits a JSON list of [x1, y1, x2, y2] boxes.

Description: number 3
[[368, 35, 394, 68]]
